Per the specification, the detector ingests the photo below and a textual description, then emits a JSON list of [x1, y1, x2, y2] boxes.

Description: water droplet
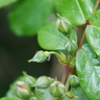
[[47, 56, 51, 61]]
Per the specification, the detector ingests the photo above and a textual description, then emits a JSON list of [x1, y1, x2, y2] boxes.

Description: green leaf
[[63, 86, 89, 100], [55, 0, 94, 26], [0, 97, 21, 100], [69, 28, 77, 42], [8, 0, 53, 36], [89, 10, 100, 27], [38, 21, 69, 50], [0, 0, 17, 8], [86, 25, 100, 56], [76, 44, 100, 100]]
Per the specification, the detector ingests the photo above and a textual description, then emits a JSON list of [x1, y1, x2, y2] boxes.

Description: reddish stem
[[86, 21, 90, 25], [61, 65, 71, 83]]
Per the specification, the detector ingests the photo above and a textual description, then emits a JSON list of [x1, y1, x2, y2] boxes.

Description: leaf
[[55, 0, 94, 26], [86, 25, 100, 56], [69, 28, 77, 42], [72, 86, 89, 100], [38, 21, 69, 50], [0, 97, 21, 100], [63, 86, 89, 100], [76, 44, 100, 100], [89, 10, 100, 27], [8, 0, 53, 36], [0, 0, 17, 8]]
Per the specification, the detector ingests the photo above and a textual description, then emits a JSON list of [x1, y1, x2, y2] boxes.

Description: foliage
[[0, 97, 21, 100], [8, 0, 54, 36], [0, 0, 17, 8], [0, 0, 100, 100]]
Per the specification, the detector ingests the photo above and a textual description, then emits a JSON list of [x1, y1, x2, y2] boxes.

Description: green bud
[[67, 91, 76, 99], [36, 76, 52, 89], [15, 81, 31, 99], [56, 52, 67, 65], [68, 75, 79, 87], [65, 40, 77, 53], [49, 81, 66, 98], [68, 55, 76, 68], [28, 51, 51, 63], [23, 72, 36, 87], [29, 96, 38, 100], [56, 17, 71, 33]]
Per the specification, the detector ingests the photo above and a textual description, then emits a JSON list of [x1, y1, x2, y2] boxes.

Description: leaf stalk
[[92, 0, 100, 14]]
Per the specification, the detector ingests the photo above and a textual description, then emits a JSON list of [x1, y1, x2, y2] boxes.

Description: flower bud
[[23, 72, 36, 87], [28, 51, 51, 63], [36, 76, 52, 89], [67, 91, 76, 99], [29, 96, 38, 100], [49, 81, 66, 98], [56, 17, 71, 33], [14, 81, 31, 99], [65, 40, 77, 53], [68, 55, 76, 68], [56, 52, 67, 65], [68, 75, 79, 87]]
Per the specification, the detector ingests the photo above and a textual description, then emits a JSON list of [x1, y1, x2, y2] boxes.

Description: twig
[[92, 0, 100, 14], [78, 30, 86, 49]]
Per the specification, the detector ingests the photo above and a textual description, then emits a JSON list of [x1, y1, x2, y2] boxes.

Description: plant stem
[[61, 66, 68, 83], [65, 78, 69, 91], [78, 30, 86, 49], [78, 0, 100, 48], [61, 65, 71, 83], [92, 0, 100, 14]]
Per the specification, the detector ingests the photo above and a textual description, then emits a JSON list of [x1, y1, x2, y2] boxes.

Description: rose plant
[[0, 0, 100, 100]]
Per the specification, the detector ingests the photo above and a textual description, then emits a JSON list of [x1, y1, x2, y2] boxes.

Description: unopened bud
[[36, 76, 52, 89], [68, 75, 79, 86], [65, 40, 77, 53], [49, 81, 66, 98], [56, 52, 67, 65], [29, 96, 38, 100], [23, 72, 36, 87], [56, 17, 71, 33], [67, 91, 76, 99], [28, 51, 51, 63], [15, 81, 31, 99], [68, 55, 76, 68]]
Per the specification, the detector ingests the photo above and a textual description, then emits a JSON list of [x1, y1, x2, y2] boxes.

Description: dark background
[[0, 7, 51, 97]]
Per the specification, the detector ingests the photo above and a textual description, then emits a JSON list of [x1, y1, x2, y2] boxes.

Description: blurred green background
[[0, 0, 55, 97]]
